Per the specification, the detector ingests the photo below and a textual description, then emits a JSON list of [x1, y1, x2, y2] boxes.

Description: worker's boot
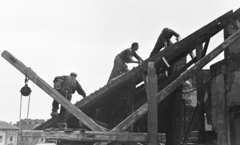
[[51, 110, 58, 117], [58, 122, 67, 130]]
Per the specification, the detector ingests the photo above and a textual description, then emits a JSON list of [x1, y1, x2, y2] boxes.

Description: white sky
[[0, 1, 239, 124]]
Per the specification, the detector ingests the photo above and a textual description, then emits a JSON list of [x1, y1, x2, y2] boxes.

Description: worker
[[51, 72, 86, 130], [149, 28, 181, 58], [108, 42, 143, 83]]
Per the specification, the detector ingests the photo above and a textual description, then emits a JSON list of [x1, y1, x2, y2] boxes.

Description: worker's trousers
[[107, 55, 128, 83], [52, 90, 72, 122]]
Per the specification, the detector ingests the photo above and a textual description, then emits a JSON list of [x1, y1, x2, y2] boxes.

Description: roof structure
[[1, 7, 240, 145], [0, 120, 19, 130], [34, 8, 240, 130]]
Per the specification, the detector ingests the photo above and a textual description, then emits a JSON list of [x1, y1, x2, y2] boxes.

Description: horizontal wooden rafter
[[22, 130, 165, 143]]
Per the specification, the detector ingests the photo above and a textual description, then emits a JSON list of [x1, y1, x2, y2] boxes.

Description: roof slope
[[0, 120, 19, 130], [35, 9, 240, 130]]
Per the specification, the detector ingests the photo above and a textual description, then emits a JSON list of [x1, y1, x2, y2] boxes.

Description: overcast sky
[[0, 1, 239, 124]]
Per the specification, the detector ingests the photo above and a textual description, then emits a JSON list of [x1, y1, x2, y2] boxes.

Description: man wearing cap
[[149, 28, 181, 58], [108, 42, 143, 83], [51, 72, 86, 129]]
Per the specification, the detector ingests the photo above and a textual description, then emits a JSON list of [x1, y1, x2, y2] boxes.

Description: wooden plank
[[189, 51, 196, 60], [126, 79, 135, 132], [202, 39, 210, 57], [1, 51, 105, 132], [21, 130, 165, 143], [231, 19, 240, 30], [111, 29, 240, 132], [142, 73, 149, 99], [171, 58, 186, 145], [36, 10, 233, 130], [147, 62, 158, 145], [196, 43, 206, 143], [181, 104, 199, 145]]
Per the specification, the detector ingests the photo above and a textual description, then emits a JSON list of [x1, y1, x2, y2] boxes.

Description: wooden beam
[[37, 10, 233, 130], [231, 19, 240, 30], [147, 62, 158, 145], [1, 51, 105, 132], [202, 39, 210, 57], [126, 79, 135, 132], [142, 73, 149, 99], [181, 103, 199, 145], [21, 130, 165, 143], [189, 51, 196, 60], [196, 43, 206, 143], [171, 57, 186, 145], [111, 29, 240, 132]]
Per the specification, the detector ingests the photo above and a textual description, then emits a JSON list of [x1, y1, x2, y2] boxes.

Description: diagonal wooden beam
[[231, 19, 240, 30], [111, 29, 240, 132], [1, 51, 105, 132], [201, 39, 210, 57]]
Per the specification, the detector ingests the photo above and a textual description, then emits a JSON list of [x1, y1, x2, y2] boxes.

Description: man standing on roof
[[51, 72, 86, 130], [108, 42, 143, 83], [149, 28, 181, 58]]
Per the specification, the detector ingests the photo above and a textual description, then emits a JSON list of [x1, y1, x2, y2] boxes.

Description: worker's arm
[[133, 53, 143, 64], [126, 49, 139, 64], [169, 28, 181, 41], [76, 81, 86, 98]]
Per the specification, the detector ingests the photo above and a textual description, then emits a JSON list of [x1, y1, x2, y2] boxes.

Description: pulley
[[20, 84, 32, 96], [19, 68, 32, 121]]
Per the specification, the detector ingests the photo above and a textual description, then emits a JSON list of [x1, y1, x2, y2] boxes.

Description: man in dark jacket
[[108, 42, 143, 83], [149, 28, 181, 58], [51, 72, 86, 129]]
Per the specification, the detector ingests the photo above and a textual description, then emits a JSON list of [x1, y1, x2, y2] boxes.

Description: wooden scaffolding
[[2, 8, 240, 145]]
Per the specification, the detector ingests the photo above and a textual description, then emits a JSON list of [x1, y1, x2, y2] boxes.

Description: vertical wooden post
[[127, 79, 135, 132], [196, 43, 205, 143], [147, 62, 158, 145], [168, 56, 186, 145]]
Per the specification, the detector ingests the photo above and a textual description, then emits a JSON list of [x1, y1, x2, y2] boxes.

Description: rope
[[27, 94, 31, 119], [25, 67, 31, 119], [25, 68, 30, 83], [19, 94, 23, 132]]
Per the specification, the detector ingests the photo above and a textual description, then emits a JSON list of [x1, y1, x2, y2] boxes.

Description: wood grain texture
[[22, 130, 165, 143]]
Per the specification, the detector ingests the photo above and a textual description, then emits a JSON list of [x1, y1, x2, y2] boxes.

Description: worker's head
[[131, 42, 139, 51], [70, 72, 77, 78]]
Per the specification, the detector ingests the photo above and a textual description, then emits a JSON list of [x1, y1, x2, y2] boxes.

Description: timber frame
[[2, 8, 240, 145]]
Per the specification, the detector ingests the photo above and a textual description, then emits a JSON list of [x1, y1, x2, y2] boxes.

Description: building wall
[[5, 130, 18, 145], [210, 18, 240, 145], [0, 131, 6, 145], [0, 130, 18, 145], [210, 73, 227, 145], [13, 119, 45, 145], [14, 119, 45, 132]]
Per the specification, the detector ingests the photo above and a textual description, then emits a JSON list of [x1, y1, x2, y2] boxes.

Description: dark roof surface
[[0, 121, 18, 130]]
